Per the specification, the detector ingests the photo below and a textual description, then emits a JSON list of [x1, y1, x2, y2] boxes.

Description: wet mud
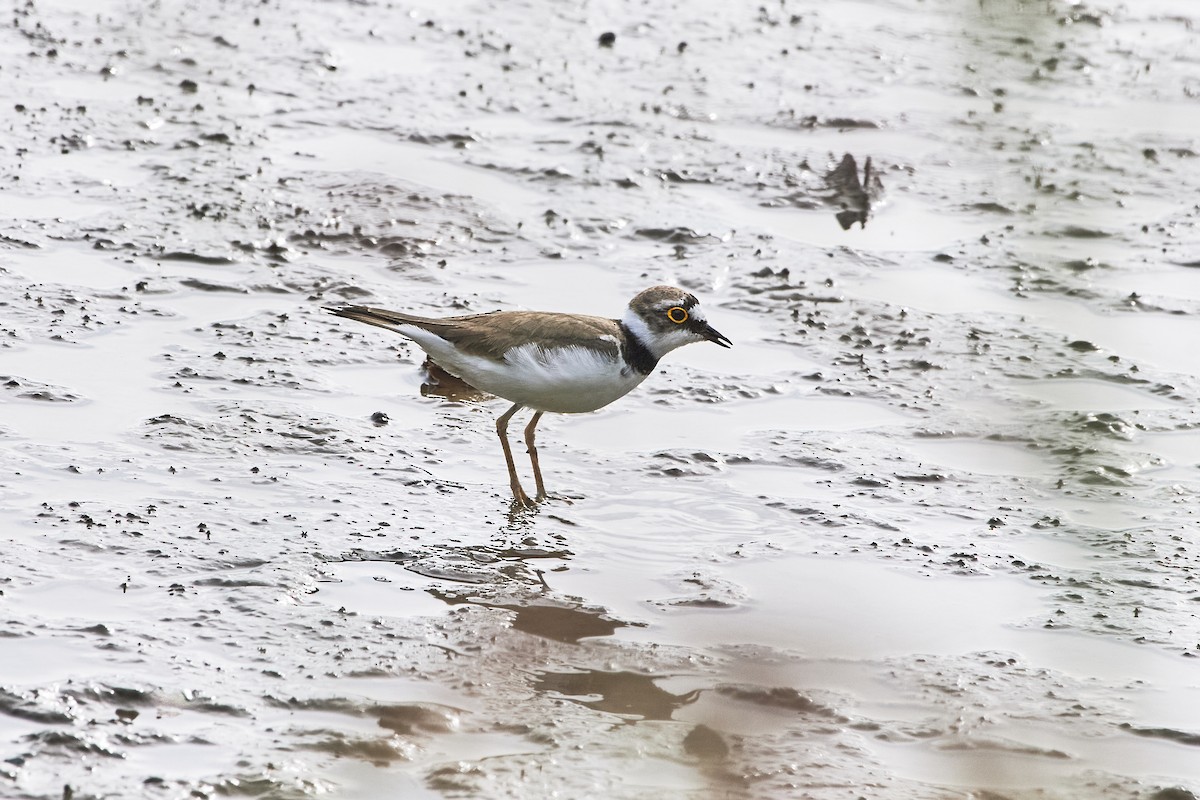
[[3, 0, 1200, 798]]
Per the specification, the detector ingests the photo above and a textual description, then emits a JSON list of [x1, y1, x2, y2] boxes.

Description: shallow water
[[3, 0, 1200, 798]]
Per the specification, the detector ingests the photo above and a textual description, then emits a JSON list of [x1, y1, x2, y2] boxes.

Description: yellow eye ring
[[666, 306, 688, 324]]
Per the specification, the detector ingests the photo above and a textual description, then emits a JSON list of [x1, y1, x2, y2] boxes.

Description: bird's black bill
[[701, 322, 733, 348]]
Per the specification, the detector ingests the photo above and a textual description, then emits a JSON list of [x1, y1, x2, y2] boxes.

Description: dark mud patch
[[713, 684, 846, 720]]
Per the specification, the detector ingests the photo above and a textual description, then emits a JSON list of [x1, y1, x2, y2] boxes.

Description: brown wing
[[325, 305, 456, 332], [449, 312, 623, 360], [326, 306, 622, 361]]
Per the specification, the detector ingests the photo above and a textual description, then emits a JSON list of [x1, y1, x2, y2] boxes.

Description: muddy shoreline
[[3, 0, 1200, 798]]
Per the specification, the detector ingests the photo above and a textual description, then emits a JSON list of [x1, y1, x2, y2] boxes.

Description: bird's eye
[[666, 306, 688, 324]]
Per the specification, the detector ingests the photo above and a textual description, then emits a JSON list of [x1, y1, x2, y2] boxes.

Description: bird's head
[[623, 285, 732, 360]]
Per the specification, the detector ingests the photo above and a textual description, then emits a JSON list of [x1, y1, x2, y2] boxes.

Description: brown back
[[327, 306, 622, 360]]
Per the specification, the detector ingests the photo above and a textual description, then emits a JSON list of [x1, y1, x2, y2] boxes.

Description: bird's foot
[[510, 489, 537, 510], [508, 485, 573, 511]]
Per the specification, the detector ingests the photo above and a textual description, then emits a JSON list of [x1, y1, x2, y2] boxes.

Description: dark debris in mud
[[823, 153, 885, 230]]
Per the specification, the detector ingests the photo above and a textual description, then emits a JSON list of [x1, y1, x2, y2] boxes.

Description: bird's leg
[[496, 403, 533, 507], [523, 410, 547, 501]]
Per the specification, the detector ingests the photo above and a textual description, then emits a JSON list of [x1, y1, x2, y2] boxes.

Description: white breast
[[397, 325, 647, 413]]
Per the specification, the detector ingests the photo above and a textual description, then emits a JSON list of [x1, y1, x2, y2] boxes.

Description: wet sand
[[3, 0, 1200, 798]]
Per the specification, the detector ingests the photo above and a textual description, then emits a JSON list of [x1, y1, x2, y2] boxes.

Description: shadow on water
[[429, 589, 634, 644], [532, 669, 700, 721]]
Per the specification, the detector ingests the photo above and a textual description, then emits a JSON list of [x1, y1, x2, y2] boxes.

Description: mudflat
[[3, 1, 1199, 798]]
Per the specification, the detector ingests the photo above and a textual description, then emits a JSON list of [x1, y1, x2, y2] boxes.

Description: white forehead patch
[[653, 295, 698, 310]]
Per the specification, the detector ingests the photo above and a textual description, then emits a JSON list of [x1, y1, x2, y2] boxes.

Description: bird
[[326, 285, 732, 507]]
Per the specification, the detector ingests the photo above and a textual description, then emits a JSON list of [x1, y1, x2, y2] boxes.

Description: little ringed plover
[[326, 285, 731, 507]]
